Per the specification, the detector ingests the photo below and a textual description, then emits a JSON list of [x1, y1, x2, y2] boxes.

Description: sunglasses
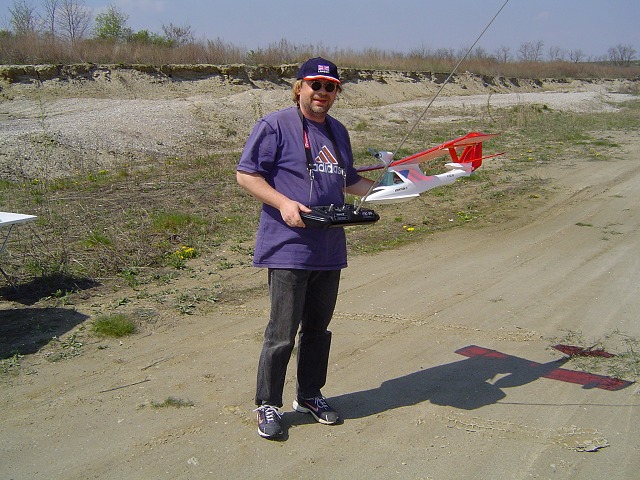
[[309, 80, 337, 93]]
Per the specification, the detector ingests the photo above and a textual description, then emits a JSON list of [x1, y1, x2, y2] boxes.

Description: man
[[236, 57, 374, 439]]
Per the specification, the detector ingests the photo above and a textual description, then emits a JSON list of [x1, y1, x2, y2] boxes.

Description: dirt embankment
[[0, 62, 561, 88]]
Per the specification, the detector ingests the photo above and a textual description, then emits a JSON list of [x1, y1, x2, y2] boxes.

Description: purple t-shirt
[[237, 106, 361, 270]]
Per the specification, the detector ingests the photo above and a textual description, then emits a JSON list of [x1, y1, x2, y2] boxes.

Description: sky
[[2, 0, 639, 59]]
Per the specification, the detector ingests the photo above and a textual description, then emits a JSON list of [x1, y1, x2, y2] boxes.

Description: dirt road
[[1, 72, 639, 479]]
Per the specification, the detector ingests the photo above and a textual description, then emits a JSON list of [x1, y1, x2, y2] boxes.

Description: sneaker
[[293, 396, 339, 425], [254, 405, 283, 439]]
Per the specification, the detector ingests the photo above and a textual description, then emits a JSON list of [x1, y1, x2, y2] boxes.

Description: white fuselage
[[363, 163, 473, 204]]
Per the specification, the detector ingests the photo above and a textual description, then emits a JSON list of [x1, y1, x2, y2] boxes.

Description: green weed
[[92, 314, 137, 338], [1, 353, 23, 374], [45, 333, 84, 362]]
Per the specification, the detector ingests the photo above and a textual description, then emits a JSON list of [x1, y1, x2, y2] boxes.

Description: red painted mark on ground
[[456, 345, 632, 391]]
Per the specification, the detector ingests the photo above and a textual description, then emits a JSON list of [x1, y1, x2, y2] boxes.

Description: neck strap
[[297, 107, 345, 171], [297, 107, 346, 207]]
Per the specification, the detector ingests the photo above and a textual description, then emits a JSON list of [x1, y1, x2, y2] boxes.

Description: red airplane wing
[[357, 132, 500, 172]]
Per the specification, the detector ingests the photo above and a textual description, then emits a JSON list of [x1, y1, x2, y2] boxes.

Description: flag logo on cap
[[297, 57, 340, 83]]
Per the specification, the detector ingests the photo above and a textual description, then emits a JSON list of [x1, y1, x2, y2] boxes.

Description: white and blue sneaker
[[293, 396, 339, 425], [254, 405, 283, 439]]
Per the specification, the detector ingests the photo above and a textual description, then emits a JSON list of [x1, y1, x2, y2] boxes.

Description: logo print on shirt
[[313, 145, 343, 175]]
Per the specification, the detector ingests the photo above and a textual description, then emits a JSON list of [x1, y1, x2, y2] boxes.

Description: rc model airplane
[[358, 132, 504, 204]]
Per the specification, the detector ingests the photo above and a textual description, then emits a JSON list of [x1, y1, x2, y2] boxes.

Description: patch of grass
[[92, 314, 137, 338], [151, 211, 207, 234], [151, 396, 195, 409], [84, 231, 113, 248]]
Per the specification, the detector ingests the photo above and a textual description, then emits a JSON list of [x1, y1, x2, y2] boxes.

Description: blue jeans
[[255, 268, 341, 407]]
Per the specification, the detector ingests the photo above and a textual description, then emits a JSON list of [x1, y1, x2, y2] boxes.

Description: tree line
[[1, 0, 637, 69], [4, 0, 194, 47]]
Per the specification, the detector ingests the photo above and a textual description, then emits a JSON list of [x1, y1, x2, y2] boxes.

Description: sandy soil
[[1, 69, 639, 479]]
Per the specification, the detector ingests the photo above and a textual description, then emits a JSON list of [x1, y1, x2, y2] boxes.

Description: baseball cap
[[296, 57, 341, 84]]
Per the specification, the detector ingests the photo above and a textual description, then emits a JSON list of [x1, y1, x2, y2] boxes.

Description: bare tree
[[162, 22, 195, 46], [56, 0, 91, 42], [433, 47, 456, 61], [569, 49, 585, 64], [547, 45, 566, 62], [40, 0, 60, 38], [8, 0, 37, 35], [608, 44, 637, 66], [494, 45, 511, 63], [470, 46, 490, 60], [517, 40, 545, 62]]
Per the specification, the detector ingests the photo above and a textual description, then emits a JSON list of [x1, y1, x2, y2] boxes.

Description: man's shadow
[[280, 345, 633, 436], [328, 348, 572, 418], [336, 344, 632, 422]]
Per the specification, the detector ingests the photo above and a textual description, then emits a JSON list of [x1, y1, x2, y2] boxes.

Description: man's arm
[[345, 176, 376, 197], [236, 170, 311, 228]]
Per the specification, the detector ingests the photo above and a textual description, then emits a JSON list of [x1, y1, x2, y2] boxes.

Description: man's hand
[[279, 199, 311, 228]]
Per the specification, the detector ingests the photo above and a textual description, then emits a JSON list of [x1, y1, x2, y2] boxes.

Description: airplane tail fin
[[447, 139, 505, 173], [459, 143, 484, 171]]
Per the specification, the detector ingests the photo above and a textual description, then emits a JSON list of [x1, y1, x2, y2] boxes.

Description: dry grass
[[2, 34, 639, 79]]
